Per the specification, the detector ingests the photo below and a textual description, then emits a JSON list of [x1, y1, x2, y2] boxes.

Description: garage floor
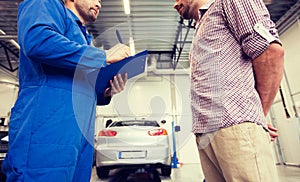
[[90, 163, 300, 182]]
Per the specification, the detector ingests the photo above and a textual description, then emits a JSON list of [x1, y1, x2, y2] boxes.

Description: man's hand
[[267, 123, 279, 141], [104, 73, 128, 97], [105, 43, 131, 64]]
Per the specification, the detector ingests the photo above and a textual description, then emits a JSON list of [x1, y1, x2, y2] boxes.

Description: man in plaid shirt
[[173, 0, 284, 181]]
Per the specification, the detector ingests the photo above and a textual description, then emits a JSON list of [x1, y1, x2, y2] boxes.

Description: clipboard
[[95, 50, 148, 94]]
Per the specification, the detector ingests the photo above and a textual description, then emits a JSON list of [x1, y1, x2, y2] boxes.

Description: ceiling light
[[0, 29, 5, 35], [123, 0, 130, 15], [9, 40, 20, 50], [0, 29, 20, 49]]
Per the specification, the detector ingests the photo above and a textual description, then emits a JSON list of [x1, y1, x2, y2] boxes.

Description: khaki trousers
[[196, 122, 279, 182]]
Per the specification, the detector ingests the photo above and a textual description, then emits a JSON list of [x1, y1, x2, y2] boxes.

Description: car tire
[[96, 166, 110, 179], [161, 165, 171, 176]]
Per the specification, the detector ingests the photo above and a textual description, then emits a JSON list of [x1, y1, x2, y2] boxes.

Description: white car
[[95, 120, 172, 179]]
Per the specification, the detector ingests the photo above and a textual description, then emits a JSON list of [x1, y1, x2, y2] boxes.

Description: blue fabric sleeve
[[18, 0, 106, 70]]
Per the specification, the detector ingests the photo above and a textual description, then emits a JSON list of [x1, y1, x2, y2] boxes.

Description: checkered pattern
[[190, 0, 280, 134]]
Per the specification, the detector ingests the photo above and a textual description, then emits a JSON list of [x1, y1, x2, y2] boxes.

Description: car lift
[[171, 17, 193, 70]]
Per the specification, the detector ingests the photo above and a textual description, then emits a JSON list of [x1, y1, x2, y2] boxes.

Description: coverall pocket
[[31, 86, 68, 133], [27, 144, 78, 169]]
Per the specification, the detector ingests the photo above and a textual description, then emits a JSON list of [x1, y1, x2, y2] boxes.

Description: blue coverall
[[2, 0, 110, 181]]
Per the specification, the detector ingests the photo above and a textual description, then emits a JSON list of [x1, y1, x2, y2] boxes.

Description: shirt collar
[[66, 8, 83, 26], [198, 0, 214, 20], [66, 8, 92, 45]]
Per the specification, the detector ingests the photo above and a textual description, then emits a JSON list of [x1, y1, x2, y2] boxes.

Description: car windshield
[[110, 120, 159, 127]]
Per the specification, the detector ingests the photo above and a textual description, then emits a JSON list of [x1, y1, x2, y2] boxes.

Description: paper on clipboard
[[95, 50, 148, 94]]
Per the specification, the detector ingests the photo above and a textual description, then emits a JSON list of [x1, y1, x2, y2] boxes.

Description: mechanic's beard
[[76, 5, 97, 24], [81, 9, 97, 23], [85, 14, 97, 23], [181, 6, 192, 20]]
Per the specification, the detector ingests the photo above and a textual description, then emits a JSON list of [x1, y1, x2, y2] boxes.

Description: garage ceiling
[[0, 0, 299, 75]]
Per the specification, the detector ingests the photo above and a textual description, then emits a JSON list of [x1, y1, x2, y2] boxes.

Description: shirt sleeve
[[222, 0, 281, 59], [18, 0, 106, 70]]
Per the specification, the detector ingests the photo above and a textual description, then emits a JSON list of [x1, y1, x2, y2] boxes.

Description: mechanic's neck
[[64, 2, 86, 25]]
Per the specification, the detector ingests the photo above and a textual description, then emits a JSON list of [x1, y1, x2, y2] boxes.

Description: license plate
[[118, 151, 146, 159]]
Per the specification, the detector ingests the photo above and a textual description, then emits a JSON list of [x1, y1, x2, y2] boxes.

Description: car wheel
[[96, 166, 110, 179], [161, 165, 171, 176]]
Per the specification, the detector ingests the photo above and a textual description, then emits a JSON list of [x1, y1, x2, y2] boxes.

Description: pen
[[116, 29, 124, 44]]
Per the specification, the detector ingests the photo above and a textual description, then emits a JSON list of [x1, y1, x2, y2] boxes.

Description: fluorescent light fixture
[[9, 40, 20, 50], [129, 36, 135, 55], [0, 29, 20, 50], [123, 0, 130, 15], [0, 29, 5, 35]]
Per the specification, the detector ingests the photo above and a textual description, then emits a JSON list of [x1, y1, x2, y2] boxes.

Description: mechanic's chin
[[178, 12, 190, 20], [180, 14, 190, 20]]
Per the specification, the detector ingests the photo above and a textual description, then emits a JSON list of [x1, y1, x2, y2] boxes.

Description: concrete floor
[[90, 163, 300, 182]]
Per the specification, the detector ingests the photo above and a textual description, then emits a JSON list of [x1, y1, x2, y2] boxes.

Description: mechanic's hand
[[104, 73, 128, 97], [105, 43, 131, 64], [268, 123, 279, 141]]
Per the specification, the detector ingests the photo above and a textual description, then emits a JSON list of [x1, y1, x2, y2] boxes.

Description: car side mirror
[[161, 120, 166, 124]]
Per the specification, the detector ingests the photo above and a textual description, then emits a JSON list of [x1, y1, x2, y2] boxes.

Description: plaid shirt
[[190, 0, 280, 134]]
